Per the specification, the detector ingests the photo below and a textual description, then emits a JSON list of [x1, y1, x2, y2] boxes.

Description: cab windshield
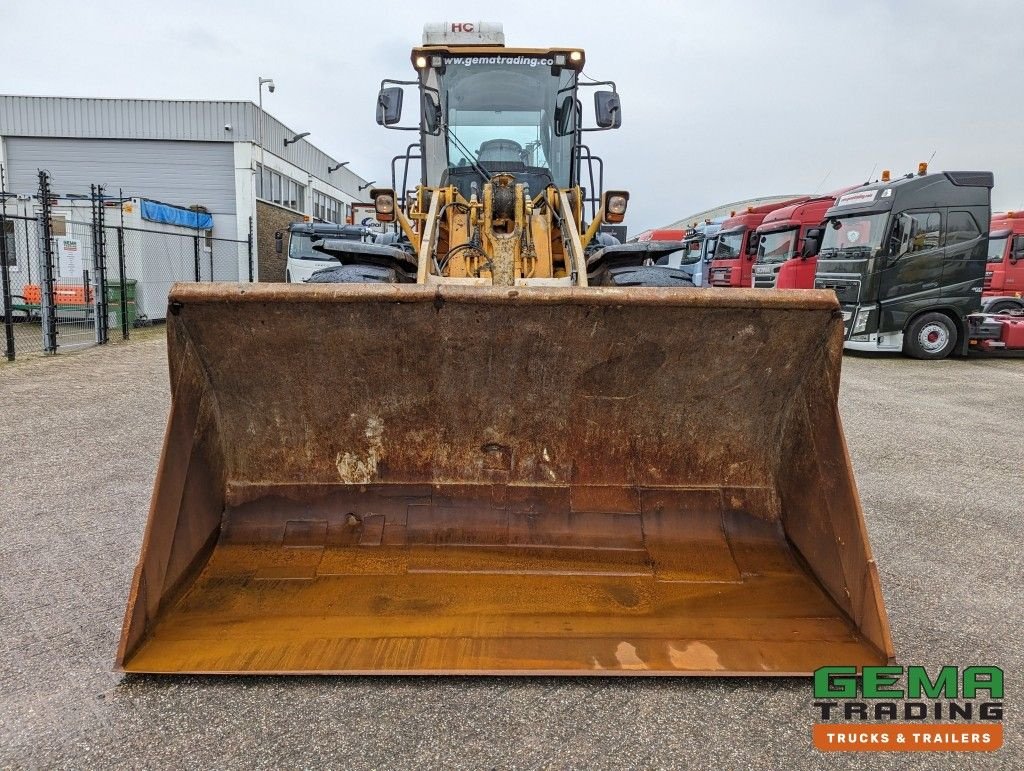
[[819, 213, 889, 259], [716, 230, 744, 260], [987, 234, 1008, 263], [679, 238, 703, 264], [289, 234, 332, 262], [424, 59, 576, 187], [757, 228, 798, 263]]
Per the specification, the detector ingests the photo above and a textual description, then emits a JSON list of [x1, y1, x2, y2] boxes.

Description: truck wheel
[[904, 312, 958, 359], [986, 300, 1021, 314]]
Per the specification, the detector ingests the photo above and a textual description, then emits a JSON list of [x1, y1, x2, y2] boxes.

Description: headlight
[[602, 190, 630, 223], [370, 188, 396, 222], [853, 307, 873, 335]]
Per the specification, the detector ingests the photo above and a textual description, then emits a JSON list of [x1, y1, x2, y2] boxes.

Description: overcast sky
[[4, 1, 1022, 230]]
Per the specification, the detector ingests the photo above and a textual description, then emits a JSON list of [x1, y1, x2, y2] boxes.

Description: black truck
[[812, 169, 994, 359]]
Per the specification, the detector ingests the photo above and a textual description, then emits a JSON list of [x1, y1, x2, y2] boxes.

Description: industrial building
[[0, 95, 371, 281]]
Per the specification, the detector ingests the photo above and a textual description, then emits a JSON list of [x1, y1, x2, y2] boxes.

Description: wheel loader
[[117, 22, 893, 675]]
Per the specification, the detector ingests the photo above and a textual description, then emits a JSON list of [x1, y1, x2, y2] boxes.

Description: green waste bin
[[105, 280, 138, 329]]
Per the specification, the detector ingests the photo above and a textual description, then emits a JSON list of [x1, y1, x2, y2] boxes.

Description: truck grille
[[710, 268, 732, 286]]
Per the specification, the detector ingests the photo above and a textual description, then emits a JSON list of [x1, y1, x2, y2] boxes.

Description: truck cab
[[709, 198, 807, 287], [637, 221, 722, 286], [983, 212, 1024, 312], [813, 168, 993, 359], [752, 190, 855, 289], [280, 222, 368, 283]]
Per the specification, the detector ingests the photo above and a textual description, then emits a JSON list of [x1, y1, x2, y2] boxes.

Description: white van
[[280, 223, 367, 283]]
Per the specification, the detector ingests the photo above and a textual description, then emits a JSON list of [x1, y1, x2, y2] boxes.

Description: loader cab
[[376, 23, 621, 210], [813, 169, 993, 358]]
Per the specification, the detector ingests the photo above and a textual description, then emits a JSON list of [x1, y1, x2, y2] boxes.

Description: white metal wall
[[3, 137, 238, 239]]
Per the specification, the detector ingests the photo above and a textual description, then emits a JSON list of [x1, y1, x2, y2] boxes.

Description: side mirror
[[422, 91, 441, 135], [745, 232, 759, 258], [706, 241, 716, 259], [376, 86, 403, 126], [1012, 235, 1024, 263], [802, 227, 823, 259], [274, 231, 283, 255], [554, 95, 576, 136], [594, 91, 621, 129]]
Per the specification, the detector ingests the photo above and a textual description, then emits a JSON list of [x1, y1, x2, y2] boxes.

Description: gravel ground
[[1, 335, 1021, 769]]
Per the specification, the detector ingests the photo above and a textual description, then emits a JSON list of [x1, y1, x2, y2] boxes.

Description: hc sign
[[451, 22, 474, 32]]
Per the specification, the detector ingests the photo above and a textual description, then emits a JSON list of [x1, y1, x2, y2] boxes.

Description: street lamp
[[358, 181, 376, 191], [284, 132, 311, 147], [328, 162, 350, 173], [256, 76, 275, 173]]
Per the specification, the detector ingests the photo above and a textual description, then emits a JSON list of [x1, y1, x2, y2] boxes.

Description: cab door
[[941, 209, 986, 308], [878, 209, 944, 333]]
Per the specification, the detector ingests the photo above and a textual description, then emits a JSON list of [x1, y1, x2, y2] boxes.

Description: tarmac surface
[[1, 333, 1021, 769]]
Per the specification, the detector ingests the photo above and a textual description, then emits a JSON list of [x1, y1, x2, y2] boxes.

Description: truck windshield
[[757, 228, 798, 263], [716, 230, 744, 260], [679, 238, 703, 264], [819, 213, 889, 259], [987, 234, 1008, 263], [426, 59, 576, 187], [289, 234, 332, 262]]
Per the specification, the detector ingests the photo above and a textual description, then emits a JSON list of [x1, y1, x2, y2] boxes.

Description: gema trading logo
[[812, 665, 1004, 752]]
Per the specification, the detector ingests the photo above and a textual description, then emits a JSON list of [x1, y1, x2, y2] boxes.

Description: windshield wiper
[[444, 123, 491, 183]]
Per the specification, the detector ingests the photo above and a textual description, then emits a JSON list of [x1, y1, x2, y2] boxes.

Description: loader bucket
[[118, 283, 893, 676]]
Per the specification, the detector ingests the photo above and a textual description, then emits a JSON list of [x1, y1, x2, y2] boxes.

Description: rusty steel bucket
[[117, 283, 893, 675]]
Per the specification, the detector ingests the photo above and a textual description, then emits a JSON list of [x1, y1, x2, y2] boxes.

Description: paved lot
[[1, 336, 1021, 769]]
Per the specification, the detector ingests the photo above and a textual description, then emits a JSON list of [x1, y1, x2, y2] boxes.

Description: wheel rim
[[918, 322, 949, 353]]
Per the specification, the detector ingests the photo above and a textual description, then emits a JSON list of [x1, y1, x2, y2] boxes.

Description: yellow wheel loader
[[118, 22, 893, 675]]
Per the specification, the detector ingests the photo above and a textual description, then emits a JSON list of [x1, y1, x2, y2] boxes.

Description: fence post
[[193, 234, 201, 282], [38, 171, 57, 354], [1, 165, 15, 361], [247, 216, 254, 282], [116, 227, 129, 340], [91, 184, 109, 344]]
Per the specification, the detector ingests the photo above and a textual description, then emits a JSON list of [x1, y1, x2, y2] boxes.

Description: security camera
[[268, 83, 275, 93], [224, 123, 232, 131]]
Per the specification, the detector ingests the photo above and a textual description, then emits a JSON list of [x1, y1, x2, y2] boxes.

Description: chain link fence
[[1, 170, 252, 362]]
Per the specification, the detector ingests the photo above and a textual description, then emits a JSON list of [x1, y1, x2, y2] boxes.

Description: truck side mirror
[[274, 231, 283, 255], [554, 95, 576, 136], [376, 86, 403, 126], [1012, 235, 1024, 263], [422, 91, 441, 135], [802, 227, 823, 259], [745, 233, 759, 258], [594, 91, 621, 129], [888, 213, 916, 260]]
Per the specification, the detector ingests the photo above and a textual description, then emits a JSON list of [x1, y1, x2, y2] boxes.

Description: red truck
[[708, 197, 808, 287], [751, 189, 858, 289], [983, 212, 1024, 313]]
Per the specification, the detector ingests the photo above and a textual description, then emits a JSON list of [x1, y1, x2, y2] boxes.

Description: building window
[[313, 190, 344, 224], [255, 163, 306, 214]]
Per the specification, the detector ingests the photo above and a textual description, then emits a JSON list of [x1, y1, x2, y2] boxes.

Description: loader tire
[[605, 266, 695, 288], [904, 312, 958, 360]]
